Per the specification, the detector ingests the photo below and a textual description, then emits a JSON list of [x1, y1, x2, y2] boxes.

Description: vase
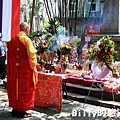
[[39, 53, 45, 71], [51, 52, 54, 64], [40, 53, 45, 64], [61, 54, 67, 62], [44, 52, 55, 64], [47, 52, 51, 63], [44, 52, 48, 63], [61, 63, 67, 74], [61, 54, 68, 74], [91, 60, 110, 79]]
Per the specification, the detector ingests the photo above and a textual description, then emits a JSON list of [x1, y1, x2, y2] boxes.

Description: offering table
[[35, 72, 67, 112], [35, 70, 116, 112]]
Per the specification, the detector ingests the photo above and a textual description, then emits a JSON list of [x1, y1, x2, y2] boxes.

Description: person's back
[[7, 22, 38, 118]]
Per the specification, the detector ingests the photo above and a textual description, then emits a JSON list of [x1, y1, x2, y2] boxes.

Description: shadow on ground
[[0, 87, 119, 120]]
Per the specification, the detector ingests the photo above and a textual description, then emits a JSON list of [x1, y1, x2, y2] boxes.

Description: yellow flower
[[44, 45, 48, 48], [89, 48, 93, 53], [60, 42, 73, 55], [110, 55, 113, 60]]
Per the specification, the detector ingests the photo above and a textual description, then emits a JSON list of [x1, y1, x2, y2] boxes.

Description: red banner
[[86, 24, 102, 35]]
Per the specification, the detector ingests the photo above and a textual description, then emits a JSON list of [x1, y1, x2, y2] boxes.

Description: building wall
[[102, 0, 120, 34]]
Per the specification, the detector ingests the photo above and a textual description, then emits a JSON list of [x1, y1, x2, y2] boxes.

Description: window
[[70, 1, 76, 12], [91, 3, 96, 11], [88, 0, 96, 12]]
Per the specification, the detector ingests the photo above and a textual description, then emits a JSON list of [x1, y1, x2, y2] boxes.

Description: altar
[[34, 34, 120, 112], [34, 71, 105, 112], [34, 72, 67, 112], [34, 70, 120, 112]]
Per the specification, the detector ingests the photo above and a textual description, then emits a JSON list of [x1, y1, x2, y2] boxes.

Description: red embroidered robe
[[7, 32, 38, 111]]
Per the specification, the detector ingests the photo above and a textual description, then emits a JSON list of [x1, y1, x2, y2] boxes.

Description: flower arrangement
[[60, 42, 73, 55], [32, 37, 49, 54], [88, 36, 118, 71], [37, 38, 49, 54], [32, 33, 53, 54]]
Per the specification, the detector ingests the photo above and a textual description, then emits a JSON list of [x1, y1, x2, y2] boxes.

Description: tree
[[43, 0, 60, 35], [30, 0, 35, 32]]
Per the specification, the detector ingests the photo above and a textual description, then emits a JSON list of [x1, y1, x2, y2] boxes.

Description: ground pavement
[[0, 86, 120, 120]]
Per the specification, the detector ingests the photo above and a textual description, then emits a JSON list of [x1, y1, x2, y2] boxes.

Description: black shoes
[[11, 109, 32, 118], [0, 84, 4, 87], [11, 109, 18, 117]]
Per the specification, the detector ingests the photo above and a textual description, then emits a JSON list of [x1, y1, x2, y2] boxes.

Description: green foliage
[[69, 37, 81, 46], [34, 0, 43, 15], [45, 17, 60, 35], [29, 31, 36, 39], [28, 31, 42, 39]]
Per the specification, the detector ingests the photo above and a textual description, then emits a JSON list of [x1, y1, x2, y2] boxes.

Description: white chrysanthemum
[[96, 40, 101, 46]]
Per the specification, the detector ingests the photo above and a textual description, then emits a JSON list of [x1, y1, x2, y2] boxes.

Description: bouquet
[[33, 33, 52, 54], [60, 42, 73, 55], [37, 38, 49, 54], [88, 36, 118, 71]]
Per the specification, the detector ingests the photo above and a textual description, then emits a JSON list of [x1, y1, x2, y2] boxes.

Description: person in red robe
[[7, 22, 38, 118]]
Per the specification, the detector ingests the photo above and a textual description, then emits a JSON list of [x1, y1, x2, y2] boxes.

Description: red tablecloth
[[35, 72, 120, 112], [35, 72, 104, 112], [35, 73, 63, 112]]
